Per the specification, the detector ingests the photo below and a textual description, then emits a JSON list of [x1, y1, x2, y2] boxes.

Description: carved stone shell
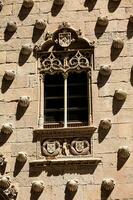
[[0, 176, 11, 189], [99, 65, 112, 76], [35, 19, 47, 30], [6, 21, 17, 32], [18, 96, 30, 107], [102, 178, 115, 191], [4, 70, 15, 81], [129, 15, 133, 23], [99, 119, 111, 130], [53, 0, 65, 6], [66, 180, 78, 192], [23, 0, 34, 8], [21, 44, 32, 55], [16, 152, 27, 163], [112, 38, 124, 49], [0, 153, 6, 166], [31, 181, 44, 192], [97, 16, 109, 26], [118, 146, 130, 159], [0, 1, 3, 11], [1, 123, 13, 134], [114, 89, 127, 101]]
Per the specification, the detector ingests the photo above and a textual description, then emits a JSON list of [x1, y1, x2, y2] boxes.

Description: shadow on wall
[[18, 5, 32, 20], [84, 0, 97, 12], [112, 96, 125, 115], [51, 4, 64, 16], [1, 77, 14, 93], [32, 27, 45, 43], [127, 20, 133, 39], [29, 164, 99, 177], [108, 0, 121, 13], [110, 45, 123, 62], [13, 160, 26, 177]]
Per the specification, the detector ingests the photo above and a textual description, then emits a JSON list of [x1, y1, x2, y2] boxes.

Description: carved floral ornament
[[36, 22, 94, 76]]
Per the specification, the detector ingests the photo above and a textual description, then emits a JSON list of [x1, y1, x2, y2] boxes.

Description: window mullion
[[64, 75, 67, 128]]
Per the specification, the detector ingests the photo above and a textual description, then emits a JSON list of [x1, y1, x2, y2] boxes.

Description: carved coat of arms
[[75, 141, 84, 153], [47, 142, 56, 154], [59, 32, 71, 47]]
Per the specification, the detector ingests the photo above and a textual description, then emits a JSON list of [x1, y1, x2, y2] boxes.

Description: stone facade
[[0, 0, 133, 200]]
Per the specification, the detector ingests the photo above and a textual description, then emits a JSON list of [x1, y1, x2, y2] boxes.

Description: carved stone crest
[[42, 140, 60, 157], [70, 139, 90, 155], [59, 32, 71, 47]]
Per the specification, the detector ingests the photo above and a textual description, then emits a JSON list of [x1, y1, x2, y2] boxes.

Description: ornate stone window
[[37, 22, 94, 129], [31, 22, 101, 166]]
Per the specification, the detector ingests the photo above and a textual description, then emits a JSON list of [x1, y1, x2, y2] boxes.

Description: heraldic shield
[[75, 141, 84, 153], [59, 32, 71, 47], [47, 142, 56, 154]]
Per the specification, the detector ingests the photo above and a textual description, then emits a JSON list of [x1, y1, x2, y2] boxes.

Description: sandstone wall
[[0, 0, 133, 200]]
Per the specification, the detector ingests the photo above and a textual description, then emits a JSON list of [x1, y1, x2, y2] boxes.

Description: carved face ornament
[[75, 141, 85, 153], [47, 142, 56, 154]]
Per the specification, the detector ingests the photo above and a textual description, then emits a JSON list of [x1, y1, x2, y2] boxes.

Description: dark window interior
[[44, 72, 88, 125], [68, 72, 88, 123], [44, 73, 64, 123]]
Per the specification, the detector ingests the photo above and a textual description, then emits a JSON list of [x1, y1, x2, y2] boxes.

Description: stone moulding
[[33, 126, 97, 138], [29, 157, 101, 166]]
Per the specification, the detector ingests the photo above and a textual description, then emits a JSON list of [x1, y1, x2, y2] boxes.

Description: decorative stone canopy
[[36, 22, 94, 76]]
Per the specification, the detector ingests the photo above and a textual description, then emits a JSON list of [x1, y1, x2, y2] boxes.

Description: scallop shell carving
[[31, 181, 44, 193], [35, 19, 47, 30], [6, 21, 17, 32], [0, 176, 11, 189], [66, 180, 78, 192], [4, 70, 15, 81], [21, 44, 32, 55], [23, 0, 34, 8], [118, 146, 130, 159], [16, 152, 27, 163], [18, 96, 30, 107], [102, 178, 115, 191], [97, 16, 109, 26], [99, 119, 111, 130], [114, 89, 127, 101], [129, 15, 133, 23], [112, 38, 124, 49], [1, 123, 13, 134], [99, 65, 112, 76]]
